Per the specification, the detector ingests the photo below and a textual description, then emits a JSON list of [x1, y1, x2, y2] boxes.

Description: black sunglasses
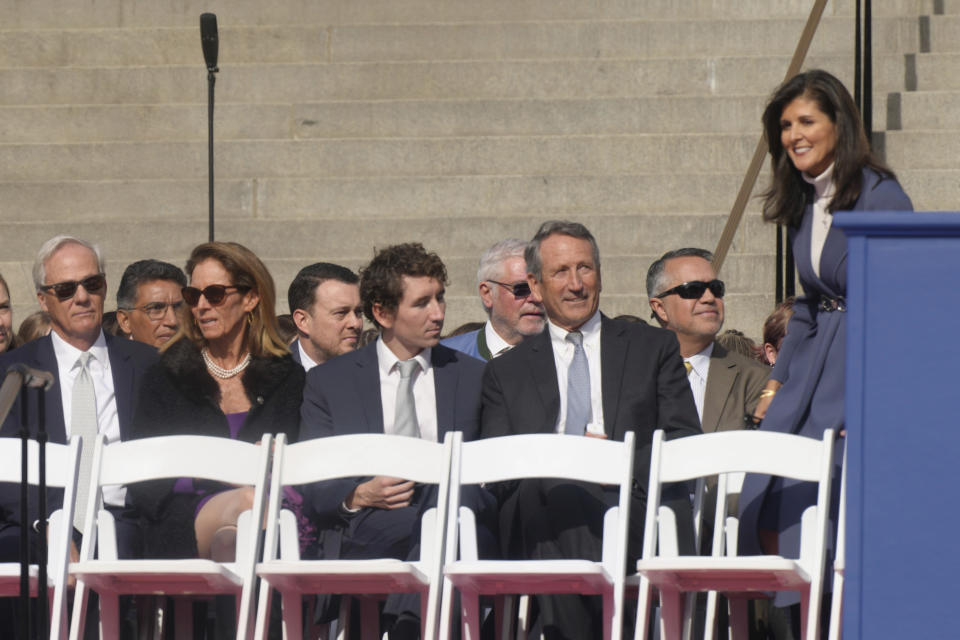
[[487, 280, 532, 299], [39, 273, 107, 301], [654, 279, 725, 300], [181, 284, 250, 307]]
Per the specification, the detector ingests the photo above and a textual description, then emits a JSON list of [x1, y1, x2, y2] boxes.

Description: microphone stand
[[206, 62, 218, 243], [0, 365, 55, 639]]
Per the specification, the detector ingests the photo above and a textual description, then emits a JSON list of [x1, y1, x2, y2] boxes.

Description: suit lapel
[[354, 344, 385, 433], [35, 336, 67, 444], [702, 344, 737, 434], [432, 347, 456, 437], [105, 335, 136, 439], [527, 330, 561, 431], [600, 315, 626, 439]]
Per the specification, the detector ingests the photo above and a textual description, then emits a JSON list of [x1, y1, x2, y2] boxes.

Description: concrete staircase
[[0, 0, 954, 338]]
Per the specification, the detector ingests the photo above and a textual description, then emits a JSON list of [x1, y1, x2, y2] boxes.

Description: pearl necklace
[[201, 347, 252, 379]]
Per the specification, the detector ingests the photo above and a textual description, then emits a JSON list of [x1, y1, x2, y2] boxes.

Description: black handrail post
[[863, 0, 873, 138], [207, 69, 216, 242]]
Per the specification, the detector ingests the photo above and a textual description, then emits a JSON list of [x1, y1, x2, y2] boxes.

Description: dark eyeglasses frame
[[487, 280, 532, 299], [121, 300, 185, 320], [181, 285, 250, 307], [39, 273, 107, 301], [654, 279, 725, 300]]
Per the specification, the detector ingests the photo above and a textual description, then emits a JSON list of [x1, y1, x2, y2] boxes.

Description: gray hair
[[525, 220, 601, 281], [32, 235, 104, 290], [476, 238, 529, 285], [645, 247, 714, 298]]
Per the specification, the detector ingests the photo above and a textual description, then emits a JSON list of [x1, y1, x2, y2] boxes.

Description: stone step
[[884, 130, 960, 170], [896, 170, 960, 211], [914, 53, 960, 89], [0, 214, 772, 265], [0, 135, 764, 181], [0, 17, 918, 68], [898, 91, 960, 129], [0, 172, 769, 222], [0, 0, 930, 29], [0, 54, 907, 105], [929, 16, 960, 51]]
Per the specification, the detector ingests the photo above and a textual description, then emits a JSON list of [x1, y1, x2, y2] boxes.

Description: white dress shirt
[[803, 161, 836, 279], [684, 342, 714, 423], [376, 337, 439, 443], [51, 330, 125, 507], [297, 339, 320, 372], [548, 310, 605, 435], [485, 321, 514, 358]]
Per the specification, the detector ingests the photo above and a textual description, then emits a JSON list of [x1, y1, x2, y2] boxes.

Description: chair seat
[[445, 559, 613, 594], [0, 565, 43, 596], [70, 559, 244, 595], [257, 559, 430, 593], [636, 556, 811, 593]]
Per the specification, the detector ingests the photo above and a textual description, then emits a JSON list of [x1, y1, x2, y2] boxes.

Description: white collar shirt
[[51, 330, 124, 507], [548, 310, 604, 435], [376, 337, 438, 443], [485, 321, 513, 358], [684, 342, 714, 423], [297, 339, 320, 372]]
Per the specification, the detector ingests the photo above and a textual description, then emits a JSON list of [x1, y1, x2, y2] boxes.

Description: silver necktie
[[565, 331, 591, 435], [394, 359, 421, 438], [72, 352, 98, 532]]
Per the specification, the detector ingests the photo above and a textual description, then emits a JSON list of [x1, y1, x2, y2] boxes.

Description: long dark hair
[[760, 69, 895, 226]]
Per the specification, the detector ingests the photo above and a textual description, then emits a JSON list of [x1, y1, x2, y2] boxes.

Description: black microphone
[[200, 13, 219, 71]]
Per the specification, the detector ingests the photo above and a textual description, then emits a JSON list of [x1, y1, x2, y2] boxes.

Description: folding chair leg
[[658, 589, 683, 640], [517, 594, 531, 640], [681, 593, 696, 640], [496, 595, 512, 640], [359, 598, 379, 640], [68, 581, 90, 640], [828, 580, 844, 640], [99, 593, 120, 640], [602, 593, 613, 640], [282, 592, 304, 640], [253, 584, 272, 640], [704, 592, 718, 640], [634, 581, 654, 640], [174, 598, 193, 639], [727, 597, 748, 640], [461, 591, 482, 640], [337, 597, 351, 640]]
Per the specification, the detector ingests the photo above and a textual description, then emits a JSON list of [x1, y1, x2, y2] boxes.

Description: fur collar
[[160, 338, 298, 407]]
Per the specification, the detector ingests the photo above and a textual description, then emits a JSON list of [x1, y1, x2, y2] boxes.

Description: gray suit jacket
[[701, 343, 769, 434]]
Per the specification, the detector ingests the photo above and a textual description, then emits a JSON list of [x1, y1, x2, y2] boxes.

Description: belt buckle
[[819, 297, 846, 313]]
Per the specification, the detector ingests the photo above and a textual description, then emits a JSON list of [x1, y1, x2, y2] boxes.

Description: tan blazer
[[701, 343, 770, 433]]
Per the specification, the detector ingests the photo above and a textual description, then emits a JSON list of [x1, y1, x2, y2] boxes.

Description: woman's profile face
[[0, 281, 12, 353], [189, 258, 259, 346], [779, 95, 838, 178]]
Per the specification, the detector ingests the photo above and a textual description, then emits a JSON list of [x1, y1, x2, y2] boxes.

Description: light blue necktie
[[394, 359, 421, 438], [565, 331, 591, 435]]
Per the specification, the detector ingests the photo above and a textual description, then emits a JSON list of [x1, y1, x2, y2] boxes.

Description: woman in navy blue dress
[[738, 71, 913, 572]]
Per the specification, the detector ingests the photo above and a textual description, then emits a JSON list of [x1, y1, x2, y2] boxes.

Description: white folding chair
[[0, 436, 80, 640], [827, 447, 846, 640], [635, 429, 835, 640], [68, 433, 272, 640], [254, 432, 456, 640], [440, 431, 636, 640]]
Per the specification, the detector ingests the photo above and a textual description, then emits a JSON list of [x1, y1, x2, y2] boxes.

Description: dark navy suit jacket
[[0, 333, 157, 539], [299, 341, 485, 530]]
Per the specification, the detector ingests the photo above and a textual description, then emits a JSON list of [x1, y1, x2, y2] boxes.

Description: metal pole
[[208, 69, 216, 242]]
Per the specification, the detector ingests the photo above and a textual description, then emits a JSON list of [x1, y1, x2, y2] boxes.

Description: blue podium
[[835, 211, 960, 639]]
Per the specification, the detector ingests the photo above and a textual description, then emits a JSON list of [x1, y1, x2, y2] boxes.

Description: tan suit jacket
[[701, 343, 770, 433]]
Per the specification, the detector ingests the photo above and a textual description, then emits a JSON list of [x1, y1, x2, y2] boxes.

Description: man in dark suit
[[114, 259, 186, 348], [481, 221, 701, 640], [287, 262, 364, 371], [646, 248, 768, 435], [0, 236, 157, 631], [300, 242, 492, 638]]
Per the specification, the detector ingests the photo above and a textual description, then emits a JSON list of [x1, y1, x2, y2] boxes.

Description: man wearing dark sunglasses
[[115, 259, 187, 348], [646, 247, 768, 435], [0, 235, 157, 571], [442, 239, 546, 361]]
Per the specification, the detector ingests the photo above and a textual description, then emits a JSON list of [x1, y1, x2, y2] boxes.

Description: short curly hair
[[360, 243, 448, 328]]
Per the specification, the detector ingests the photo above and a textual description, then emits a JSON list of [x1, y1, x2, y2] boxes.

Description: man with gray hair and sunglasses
[[0, 235, 157, 571], [442, 238, 546, 360]]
